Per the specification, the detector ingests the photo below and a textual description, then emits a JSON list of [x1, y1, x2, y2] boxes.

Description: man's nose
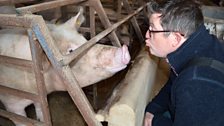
[[145, 30, 150, 39], [145, 31, 150, 44]]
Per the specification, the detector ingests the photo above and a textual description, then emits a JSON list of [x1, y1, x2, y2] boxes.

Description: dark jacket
[[145, 24, 224, 126]]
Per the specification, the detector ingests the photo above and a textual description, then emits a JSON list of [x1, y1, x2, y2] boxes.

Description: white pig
[[0, 7, 130, 126]]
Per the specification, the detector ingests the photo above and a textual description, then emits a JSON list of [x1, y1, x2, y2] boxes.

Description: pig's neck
[[45, 68, 67, 93]]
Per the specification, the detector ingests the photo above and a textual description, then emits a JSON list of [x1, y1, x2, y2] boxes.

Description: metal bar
[[117, 0, 122, 20], [89, 0, 121, 47], [89, 6, 97, 109], [0, 84, 39, 102], [61, 3, 149, 65], [29, 15, 64, 66], [0, 109, 44, 126], [16, 0, 87, 14], [59, 65, 102, 126], [0, 55, 33, 72], [90, 7, 96, 38], [79, 27, 91, 33], [0, 14, 32, 28], [122, 0, 144, 42], [0, 0, 35, 5], [28, 30, 52, 126]]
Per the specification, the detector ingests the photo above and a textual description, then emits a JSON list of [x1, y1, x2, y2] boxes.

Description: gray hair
[[148, 0, 204, 37]]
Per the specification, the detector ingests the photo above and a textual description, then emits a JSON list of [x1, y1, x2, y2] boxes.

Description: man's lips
[[145, 38, 151, 47]]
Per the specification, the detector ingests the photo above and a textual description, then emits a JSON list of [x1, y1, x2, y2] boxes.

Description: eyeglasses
[[148, 28, 184, 38]]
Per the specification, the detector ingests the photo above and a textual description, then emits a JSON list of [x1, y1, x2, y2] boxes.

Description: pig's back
[[0, 28, 32, 60]]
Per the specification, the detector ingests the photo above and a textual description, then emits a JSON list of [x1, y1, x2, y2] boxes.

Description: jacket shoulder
[[173, 65, 224, 90]]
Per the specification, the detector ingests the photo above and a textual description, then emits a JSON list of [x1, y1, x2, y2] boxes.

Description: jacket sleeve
[[145, 72, 175, 115]]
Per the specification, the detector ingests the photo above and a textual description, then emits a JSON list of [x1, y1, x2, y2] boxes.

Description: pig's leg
[[6, 102, 27, 126], [6, 107, 26, 126], [4, 98, 33, 126], [6, 102, 27, 117], [34, 103, 44, 121]]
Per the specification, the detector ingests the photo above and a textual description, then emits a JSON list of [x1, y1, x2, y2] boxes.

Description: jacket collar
[[166, 24, 211, 75]]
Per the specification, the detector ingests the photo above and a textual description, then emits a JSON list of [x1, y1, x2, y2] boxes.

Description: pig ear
[[64, 6, 85, 29]]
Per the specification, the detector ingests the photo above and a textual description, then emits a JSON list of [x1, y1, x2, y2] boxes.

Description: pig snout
[[121, 45, 130, 64], [107, 45, 130, 73], [108, 45, 131, 73], [115, 45, 130, 65]]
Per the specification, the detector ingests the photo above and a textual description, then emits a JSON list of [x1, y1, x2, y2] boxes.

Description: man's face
[[145, 13, 173, 58]]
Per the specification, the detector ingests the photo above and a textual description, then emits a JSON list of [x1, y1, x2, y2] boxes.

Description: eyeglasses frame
[[148, 29, 185, 38]]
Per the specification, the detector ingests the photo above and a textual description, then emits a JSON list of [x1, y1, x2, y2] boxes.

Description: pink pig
[[0, 7, 130, 125]]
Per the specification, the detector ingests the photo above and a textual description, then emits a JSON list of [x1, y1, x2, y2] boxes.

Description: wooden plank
[[122, 0, 144, 42], [96, 49, 159, 126], [16, 0, 87, 14], [0, 84, 39, 102], [0, 55, 33, 72], [0, 0, 35, 5], [0, 109, 44, 126], [28, 30, 52, 126], [0, 14, 32, 28]]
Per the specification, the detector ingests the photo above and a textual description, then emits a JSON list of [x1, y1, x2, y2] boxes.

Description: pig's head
[[71, 44, 131, 87], [46, 7, 131, 87], [47, 6, 86, 55]]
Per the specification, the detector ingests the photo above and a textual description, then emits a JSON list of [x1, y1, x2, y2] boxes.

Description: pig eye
[[67, 48, 75, 54], [69, 49, 74, 53]]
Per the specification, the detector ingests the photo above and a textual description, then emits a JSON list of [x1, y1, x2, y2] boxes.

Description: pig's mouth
[[108, 65, 127, 73], [107, 45, 130, 73]]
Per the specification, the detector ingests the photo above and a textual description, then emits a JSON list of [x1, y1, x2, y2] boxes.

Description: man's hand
[[144, 112, 154, 126]]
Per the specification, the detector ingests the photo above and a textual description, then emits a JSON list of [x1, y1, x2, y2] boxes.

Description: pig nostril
[[69, 49, 74, 53]]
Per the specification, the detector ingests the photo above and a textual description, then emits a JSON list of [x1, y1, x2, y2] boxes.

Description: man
[[144, 0, 224, 126]]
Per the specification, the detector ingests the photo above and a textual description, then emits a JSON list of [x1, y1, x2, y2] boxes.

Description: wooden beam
[[96, 48, 159, 126]]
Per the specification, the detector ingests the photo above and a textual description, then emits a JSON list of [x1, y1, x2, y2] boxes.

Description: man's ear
[[170, 32, 185, 48]]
